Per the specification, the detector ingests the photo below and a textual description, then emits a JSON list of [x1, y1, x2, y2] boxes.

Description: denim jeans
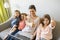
[[40, 38, 46, 40], [0, 37, 2, 40], [7, 29, 20, 40]]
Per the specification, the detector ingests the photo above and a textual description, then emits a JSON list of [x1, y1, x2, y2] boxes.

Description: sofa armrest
[[0, 17, 12, 32]]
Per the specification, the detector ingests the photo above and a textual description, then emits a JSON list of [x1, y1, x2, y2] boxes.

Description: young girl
[[11, 10, 21, 28], [36, 14, 56, 40], [18, 13, 27, 30], [4, 10, 21, 40]]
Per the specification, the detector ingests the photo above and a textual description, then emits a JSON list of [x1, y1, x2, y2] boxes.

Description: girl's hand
[[51, 20, 56, 29], [9, 27, 16, 33], [51, 20, 56, 26]]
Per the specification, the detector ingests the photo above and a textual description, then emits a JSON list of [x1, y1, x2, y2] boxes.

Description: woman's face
[[29, 9, 36, 16], [43, 18, 49, 25], [14, 12, 20, 17]]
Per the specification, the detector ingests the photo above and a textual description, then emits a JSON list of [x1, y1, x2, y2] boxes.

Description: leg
[[7, 29, 19, 40], [4, 27, 16, 40]]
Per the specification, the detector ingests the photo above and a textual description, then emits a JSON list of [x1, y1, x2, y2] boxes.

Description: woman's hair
[[14, 10, 21, 18], [29, 5, 36, 11], [43, 14, 51, 25], [39, 18, 44, 26]]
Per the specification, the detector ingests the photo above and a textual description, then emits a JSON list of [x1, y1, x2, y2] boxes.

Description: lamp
[[4, 2, 9, 8]]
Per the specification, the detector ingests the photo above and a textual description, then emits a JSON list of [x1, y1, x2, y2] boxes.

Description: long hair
[[29, 5, 36, 11], [43, 14, 51, 25], [39, 18, 44, 26]]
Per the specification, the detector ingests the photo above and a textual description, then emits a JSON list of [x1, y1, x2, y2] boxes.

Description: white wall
[[9, 0, 60, 40], [9, 0, 60, 21]]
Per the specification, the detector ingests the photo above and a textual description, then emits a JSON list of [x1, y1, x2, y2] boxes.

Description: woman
[[21, 5, 40, 40], [36, 14, 56, 40]]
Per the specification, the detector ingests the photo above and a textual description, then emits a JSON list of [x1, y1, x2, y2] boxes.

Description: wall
[[9, 0, 60, 40]]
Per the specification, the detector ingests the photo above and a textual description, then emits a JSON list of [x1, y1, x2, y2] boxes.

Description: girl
[[36, 14, 56, 40], [18, 13, 27, 30], [4, 10, 21, 40], [11, 10, 21, 28]]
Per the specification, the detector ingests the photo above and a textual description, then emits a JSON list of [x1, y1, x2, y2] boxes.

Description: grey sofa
[[0, 18, 60, 40], [0, 18, 12, 32], [0, 17, 12, 40]]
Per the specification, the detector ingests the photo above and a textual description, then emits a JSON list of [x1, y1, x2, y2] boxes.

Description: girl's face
[[21, 15, 24, 20], [29, 9, 36, 16], [24, 15, 27, 20], [43, 18, 49, 26], [14, 12, 20, 17]]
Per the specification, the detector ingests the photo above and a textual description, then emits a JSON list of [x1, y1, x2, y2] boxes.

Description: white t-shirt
[[22, 17, 40, 34], [36, 24, 55, 40]]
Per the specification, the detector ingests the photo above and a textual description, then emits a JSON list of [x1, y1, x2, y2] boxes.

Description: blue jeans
[[7, 29, 20, 40], [40, 38, 46, 40]]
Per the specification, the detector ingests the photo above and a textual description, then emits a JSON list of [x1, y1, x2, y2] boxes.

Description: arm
[[9, 25, 17, 34], [35, 27, 41, 40]]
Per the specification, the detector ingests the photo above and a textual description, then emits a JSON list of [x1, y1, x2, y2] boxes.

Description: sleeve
[[11, 19, 17, 27], [16, 19, 20, 25], [11, 18, 19, 27]]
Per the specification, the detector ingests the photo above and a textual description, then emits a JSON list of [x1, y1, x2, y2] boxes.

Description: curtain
[[0, 0, 10, 23]]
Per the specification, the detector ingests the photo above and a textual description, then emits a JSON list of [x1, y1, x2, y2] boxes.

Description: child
[[4, 10, 21, 40], [36, 14, 56, 40], [18, 13, 27, 30], [11, 10, 21, 28]]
